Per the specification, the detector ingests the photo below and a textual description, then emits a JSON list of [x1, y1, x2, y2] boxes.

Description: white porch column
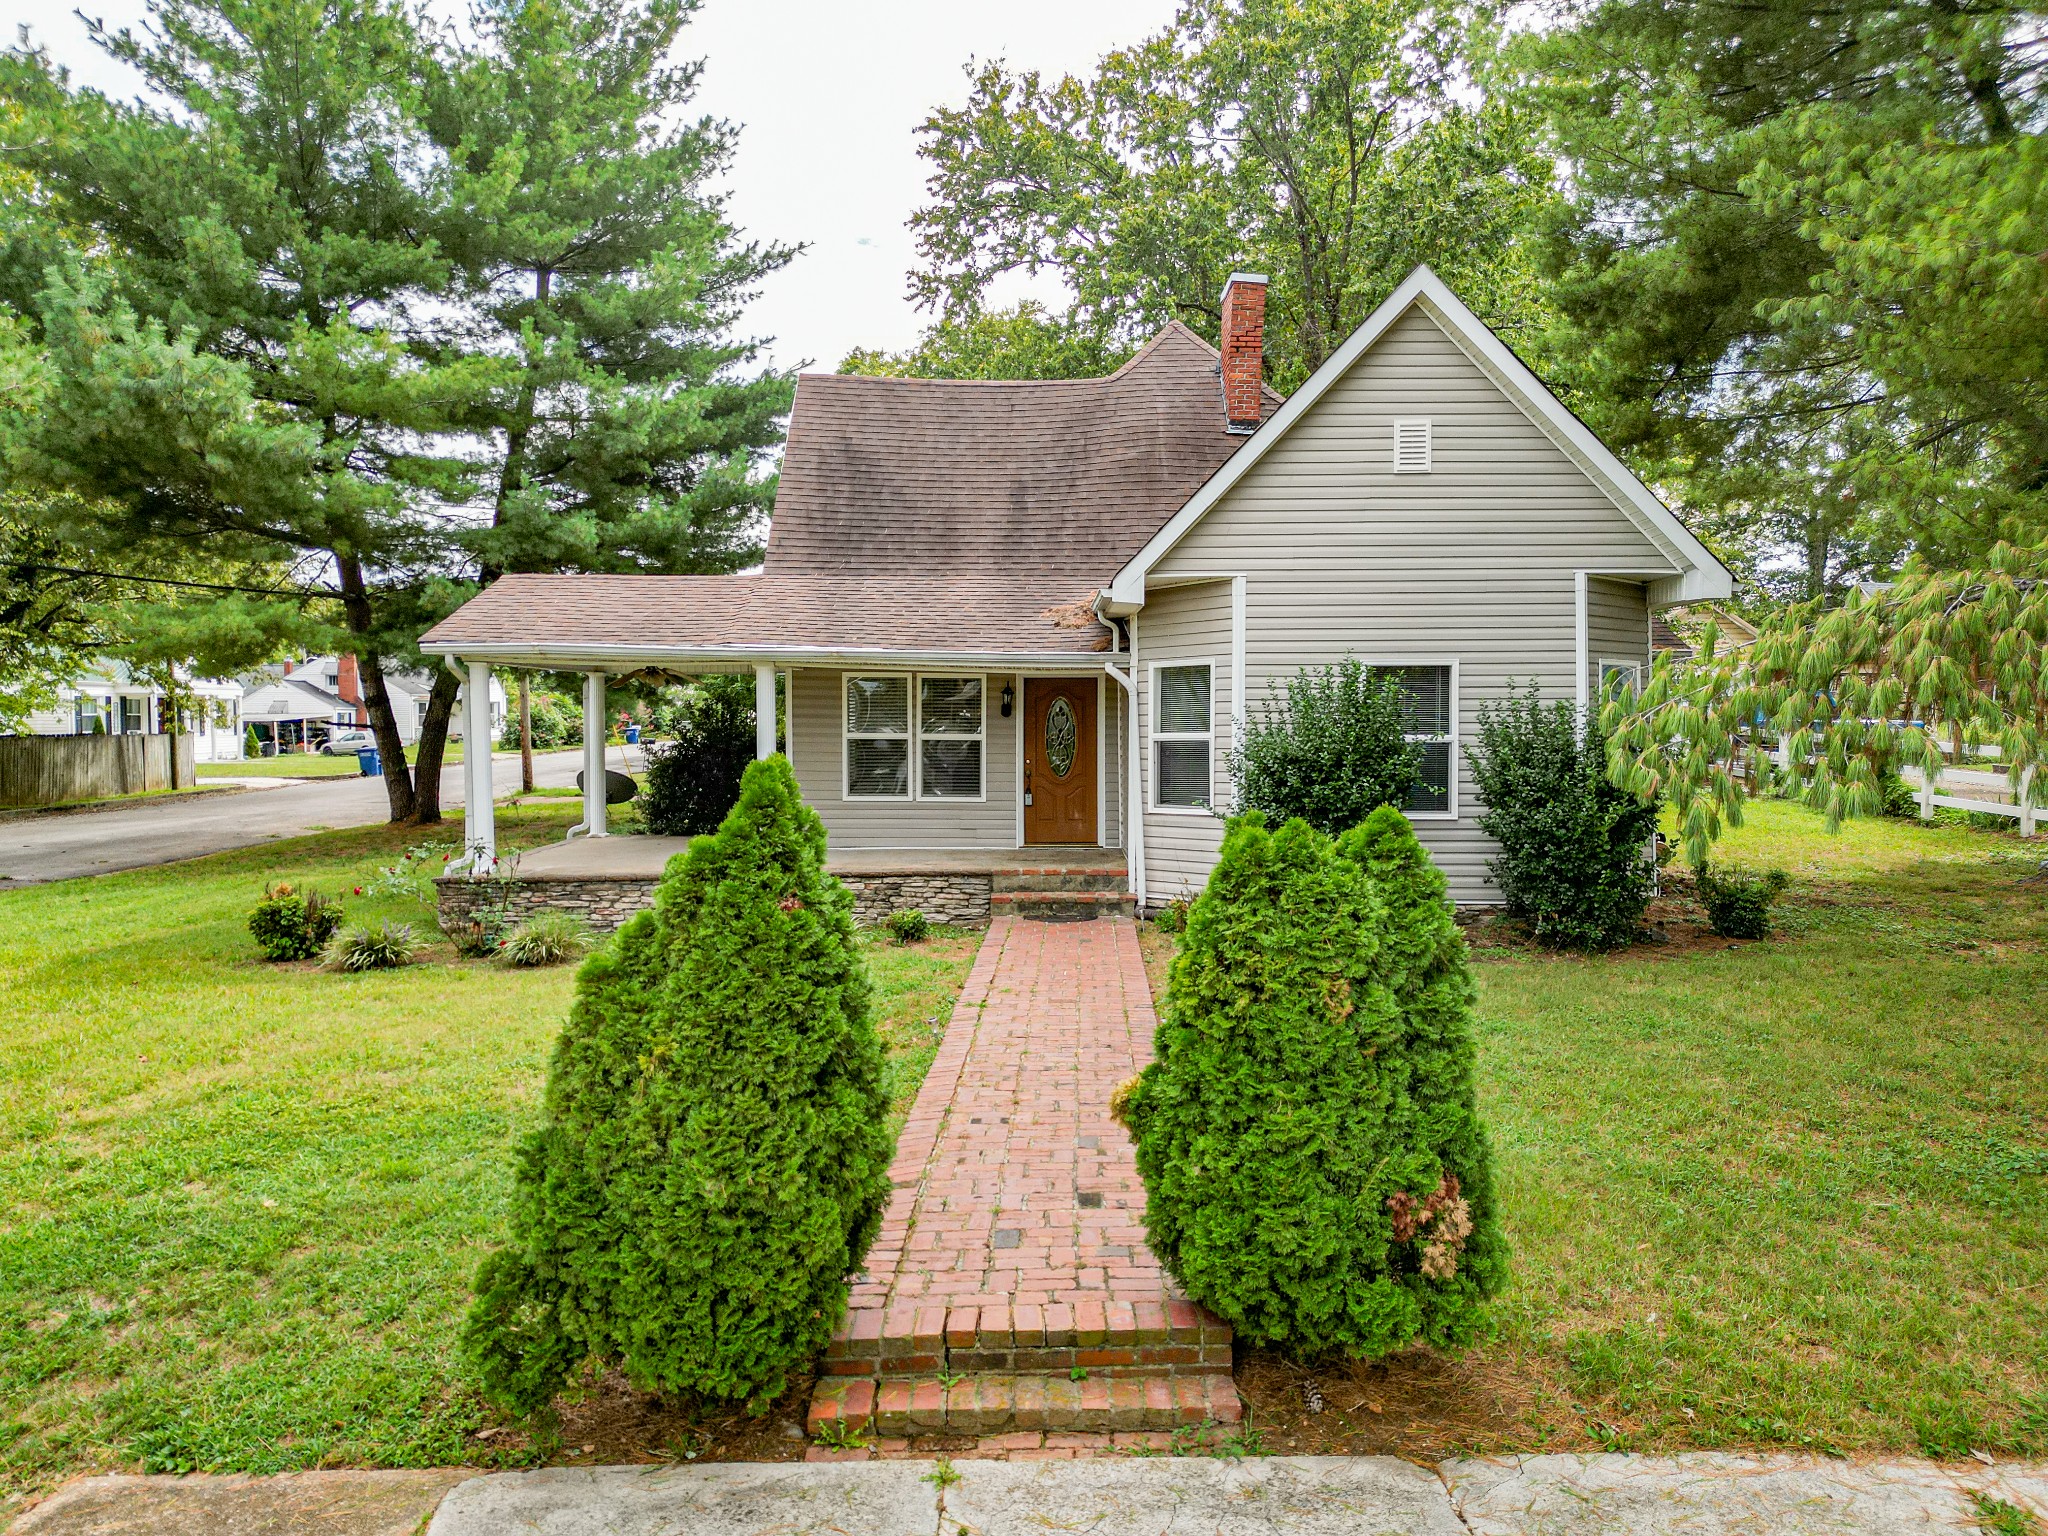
[[754, 662, 777, 759], [581, 671, 608, 838], [465, 660, 496, 864]]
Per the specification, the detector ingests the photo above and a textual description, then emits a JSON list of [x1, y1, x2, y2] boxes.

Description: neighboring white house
[[239, 674, 356, 753], [20, 662, 247, 762], [275, 655, 506, 746]]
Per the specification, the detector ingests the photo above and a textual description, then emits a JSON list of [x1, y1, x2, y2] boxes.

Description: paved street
[[0, 749, 589, 886]]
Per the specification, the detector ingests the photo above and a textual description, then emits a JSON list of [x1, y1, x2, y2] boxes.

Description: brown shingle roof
[[766, 322, 1280, 579], [418, 572, 1116, 658]]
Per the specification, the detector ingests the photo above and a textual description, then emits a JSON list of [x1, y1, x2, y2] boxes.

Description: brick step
[[809, 1371, 1241, 1438], [989, 870, 1129, 895], [987, 890, 1137, 921], [824, 1299, 1231, 1378]]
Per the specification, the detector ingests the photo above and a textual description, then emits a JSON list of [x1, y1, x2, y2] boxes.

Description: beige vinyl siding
[[1136, 580, 1234, 900], [1144, 304, 1678, 904], [1588, 576, 1650, 698], [788, 667, 1020, 850]]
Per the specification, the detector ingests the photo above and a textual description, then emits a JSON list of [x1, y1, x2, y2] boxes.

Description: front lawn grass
[[0, 810, 976, 1508], [1148, 801, 2048, 1461]]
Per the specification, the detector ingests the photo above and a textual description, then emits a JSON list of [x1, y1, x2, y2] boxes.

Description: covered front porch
[[419, 570, 1147, 926]]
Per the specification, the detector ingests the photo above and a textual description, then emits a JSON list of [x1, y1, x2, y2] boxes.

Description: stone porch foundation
[[433, 839, 1128, 934]]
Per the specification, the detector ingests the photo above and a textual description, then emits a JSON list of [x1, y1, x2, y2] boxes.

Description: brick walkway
[[859, 916, 1172, 1313], [813, 917, 1237, 1449]]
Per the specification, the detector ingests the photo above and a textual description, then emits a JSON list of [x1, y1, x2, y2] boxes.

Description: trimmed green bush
[[641, 676, 758, 836], [1695, 864, 1790, 939], [1466, 685, 1659, 951], [1231, 658, 1426, 835], [1117, 807, 1505, 1360], [248, 883, 343, 961], [461, 755, 893, 1414]]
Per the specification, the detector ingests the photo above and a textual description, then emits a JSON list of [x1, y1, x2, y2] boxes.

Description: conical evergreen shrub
[[1119, 807, 1504, 1359], [462, 756, 893, 1413]]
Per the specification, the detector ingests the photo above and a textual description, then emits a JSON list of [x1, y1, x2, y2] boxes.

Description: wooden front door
[[1023, 678, 1097, 844]]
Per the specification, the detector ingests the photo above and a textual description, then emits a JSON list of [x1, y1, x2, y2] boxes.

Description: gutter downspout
[[1105, 653, 1145, 912]]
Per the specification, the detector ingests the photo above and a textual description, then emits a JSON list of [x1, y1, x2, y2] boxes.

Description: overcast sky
[[3, 0, 1179, 372]]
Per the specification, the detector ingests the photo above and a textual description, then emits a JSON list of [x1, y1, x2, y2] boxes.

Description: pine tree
[[1118, 809, 1504, 1359], [0, 0, 791, 824], [463, 757, 893, 1413]]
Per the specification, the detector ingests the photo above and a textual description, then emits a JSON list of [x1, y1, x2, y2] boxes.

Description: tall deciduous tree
[[840, 300, 1130, 380], [1523, 0, 2048, 591], [908, 0, 1555, 390]]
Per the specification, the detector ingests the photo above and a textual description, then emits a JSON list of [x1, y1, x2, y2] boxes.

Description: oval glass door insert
[[1044, 697, 1077, 778]]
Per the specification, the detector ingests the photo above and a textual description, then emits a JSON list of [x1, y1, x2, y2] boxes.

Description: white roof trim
[[419, 640, 1127, 672], [1105, 264, 1733, 608]]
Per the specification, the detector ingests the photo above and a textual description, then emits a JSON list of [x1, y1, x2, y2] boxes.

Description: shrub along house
[[422, 265, 1731, 925]]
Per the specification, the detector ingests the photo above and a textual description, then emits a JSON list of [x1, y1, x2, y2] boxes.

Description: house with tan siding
[[422, 265, 1731, 916]]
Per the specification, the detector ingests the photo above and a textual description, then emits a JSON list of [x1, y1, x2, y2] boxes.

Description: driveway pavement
[[0, 749, 589, 886]]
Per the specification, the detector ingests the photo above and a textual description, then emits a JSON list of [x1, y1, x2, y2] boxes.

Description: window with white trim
[[843, 674, 985, 800], [1382, 665, 1453, 815], [917, 676, 984, 799], [1599, 659, 1644, 696], [1394, 419, 1432, 473], [1153, 663, 1213, 810], [844, 675, 911, 798]]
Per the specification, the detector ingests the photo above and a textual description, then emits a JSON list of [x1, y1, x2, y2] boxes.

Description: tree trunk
[[335, 553, 418, 823], [519, 673, 533, 794], [410, 666, 463, 825]]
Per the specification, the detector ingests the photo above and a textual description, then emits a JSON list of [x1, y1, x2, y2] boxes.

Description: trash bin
[[357, 747, 382, 777], [624, 724, 641, 745]]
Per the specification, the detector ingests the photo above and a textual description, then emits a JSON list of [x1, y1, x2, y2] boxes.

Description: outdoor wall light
[[1000, 683, 1015, 718]]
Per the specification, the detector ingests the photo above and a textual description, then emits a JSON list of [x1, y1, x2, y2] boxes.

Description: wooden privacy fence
[[0, 734, 199, 809]]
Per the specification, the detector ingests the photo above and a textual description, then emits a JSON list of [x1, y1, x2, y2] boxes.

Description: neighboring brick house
[[424, 265, 1731, 909]]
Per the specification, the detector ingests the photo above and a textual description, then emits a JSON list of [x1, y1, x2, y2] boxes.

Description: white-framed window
[[1600, 658, 1644, 696], [1378, 662, 1458, 819], [1394, 419, 1432, 473], [844, 674, 912, 798], [917, 675, 984, 800], [1151, 661, 1214, 811], [842, 673, 986, 801]]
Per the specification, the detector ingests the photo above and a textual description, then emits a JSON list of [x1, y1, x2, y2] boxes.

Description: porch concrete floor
[[507, 836, 1124, 881]]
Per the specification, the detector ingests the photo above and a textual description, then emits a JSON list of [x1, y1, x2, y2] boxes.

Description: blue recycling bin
[[625, 724, 641, 745], [357, 747, 382, 777]]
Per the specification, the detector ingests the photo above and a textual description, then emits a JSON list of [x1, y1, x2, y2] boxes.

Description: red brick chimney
[[336, 654, 365, 724], [1220, 272, 1268, 434]]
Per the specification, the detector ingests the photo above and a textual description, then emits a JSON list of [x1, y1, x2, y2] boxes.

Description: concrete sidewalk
[[11, 1453, 2046, 1534]]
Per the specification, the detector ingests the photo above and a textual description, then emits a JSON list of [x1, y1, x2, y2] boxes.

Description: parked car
[[320, 729, 376, 756]]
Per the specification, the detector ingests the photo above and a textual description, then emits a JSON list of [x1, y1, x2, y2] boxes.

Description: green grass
[[197, 742, 469, 779], [0, 809, 977, 1504], [1154, 801, 2048, 1459]]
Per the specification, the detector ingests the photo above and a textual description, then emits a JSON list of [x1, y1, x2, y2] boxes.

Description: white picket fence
[[1902, 763, 2039, 837]]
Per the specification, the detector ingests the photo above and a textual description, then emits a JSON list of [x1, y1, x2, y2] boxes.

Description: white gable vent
[[1394, 419, 1432, 473]]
